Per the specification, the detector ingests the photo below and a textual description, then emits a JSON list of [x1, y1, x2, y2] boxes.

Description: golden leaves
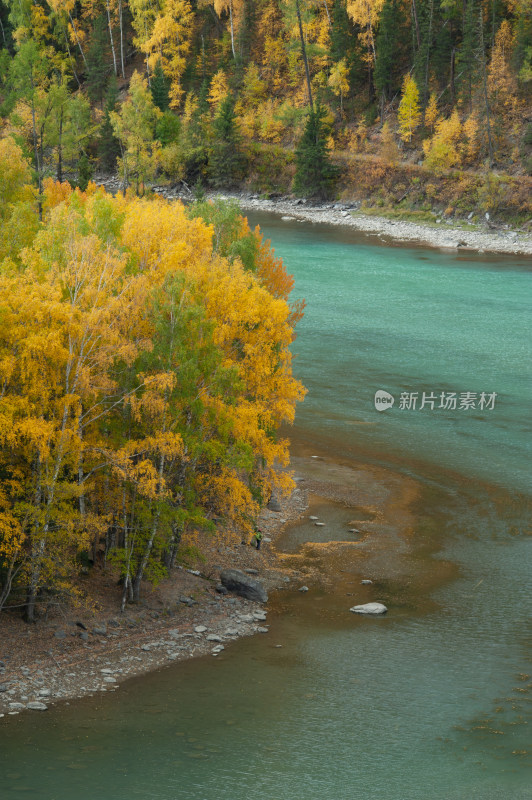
[[0, 184, 305, 610]]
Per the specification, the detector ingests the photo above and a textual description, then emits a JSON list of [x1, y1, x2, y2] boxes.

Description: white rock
[[361, 579, 373, 585], [38, 688, 51, 697], [257, 626, 269, 633], [237, 614, 254, 623], [27, 702, 48, 711], [315, 522, 325, 527], [299, 586, 309, 592], [206, 634, 222, 642], [194, 625, 207, 634], [8, 702, 25, 710], [103, 677, 117, 683], [224, 628, 239, 636], [350, 602, 388, 615], [309, 516, 319, 520]]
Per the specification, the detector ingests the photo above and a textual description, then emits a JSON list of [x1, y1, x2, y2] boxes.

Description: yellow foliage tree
[[0, 179, 306, 615], [346, 0, 385, 65], [0, 138, 39, 262], [209, 69, 229, 108], [143, 0, 194, 107], [328, 58, 350, 114], [397, 75, 421, 142], [423, 109, 462, 173]]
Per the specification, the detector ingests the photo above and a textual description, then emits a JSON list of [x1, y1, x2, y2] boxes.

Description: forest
[[0, 0, 531, 213]]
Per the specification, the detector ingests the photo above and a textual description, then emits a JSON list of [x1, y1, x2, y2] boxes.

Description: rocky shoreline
[[95, 176, 532, 257], [0, 484, 309, 721]]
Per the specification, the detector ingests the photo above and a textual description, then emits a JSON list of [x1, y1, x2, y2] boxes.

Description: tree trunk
[[118, 0, 126, 78], [144, 15, 151, 85], [69, 11, 88, 68], [295, 0, 313, 110], [106, 0, 118, 76], [323, 0, 331, 28], [478, 9, 494, 167], [450, 47, 456, 105], [57, 107, 63, 183], [229, 0, 236, 59], [422, 0, 434, 113], [63, 29, 81, 88], [411, 0, 421, 49], [131, 453, 165, 602]]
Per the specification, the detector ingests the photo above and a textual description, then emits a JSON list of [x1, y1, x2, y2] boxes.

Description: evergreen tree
[[86, 15, 110, 108], [98, 75, 121, 172], [375, 0, 403, 116], [210, 94, 246, 187], [156, 111, 180, 146], [330, 0, 353, 64], [77, 152, 93, 191], [293, 104, 338, 199], [458, 0, 480, 112], [151, 60, 170, 112], [413, 0, 436, 111]]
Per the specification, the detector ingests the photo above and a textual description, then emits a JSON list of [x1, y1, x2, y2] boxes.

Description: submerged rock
[[220, 569, 268, 603], [361, 579, 373, 585], [350, 602, 388, 615]]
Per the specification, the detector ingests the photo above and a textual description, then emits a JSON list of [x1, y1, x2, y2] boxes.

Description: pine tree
[[458, 0, 480, 112], [330, 0, 353, 64], [86, 15, 111, 108], [210, 94, 246, 187], [293, 104, 338, 199], [374, 0, 403, 118], [98, 75, 121, 172], [151, 60, 170, 112], [77, 152, 93, 191]]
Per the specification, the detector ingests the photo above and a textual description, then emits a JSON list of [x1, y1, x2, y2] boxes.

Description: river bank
[[94, 176, 532, 257], [0, 481, 310, 720], [0, 445, 437, 721]]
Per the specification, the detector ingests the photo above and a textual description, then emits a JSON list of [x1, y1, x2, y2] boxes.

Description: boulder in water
[[350, 602, 388, 615]]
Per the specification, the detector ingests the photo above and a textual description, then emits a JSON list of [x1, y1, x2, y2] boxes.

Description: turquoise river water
[[0, 215, 530, 799]]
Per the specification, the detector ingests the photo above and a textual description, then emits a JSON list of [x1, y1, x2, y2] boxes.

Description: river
[[0, 215, 530, 799]]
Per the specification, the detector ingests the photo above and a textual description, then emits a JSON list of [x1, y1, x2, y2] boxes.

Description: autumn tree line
[[0, 140, 305, 619], [0, 0, 531, 202]]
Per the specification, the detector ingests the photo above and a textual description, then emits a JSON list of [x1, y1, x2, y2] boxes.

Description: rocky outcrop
[[220, 569, 268, 603]]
